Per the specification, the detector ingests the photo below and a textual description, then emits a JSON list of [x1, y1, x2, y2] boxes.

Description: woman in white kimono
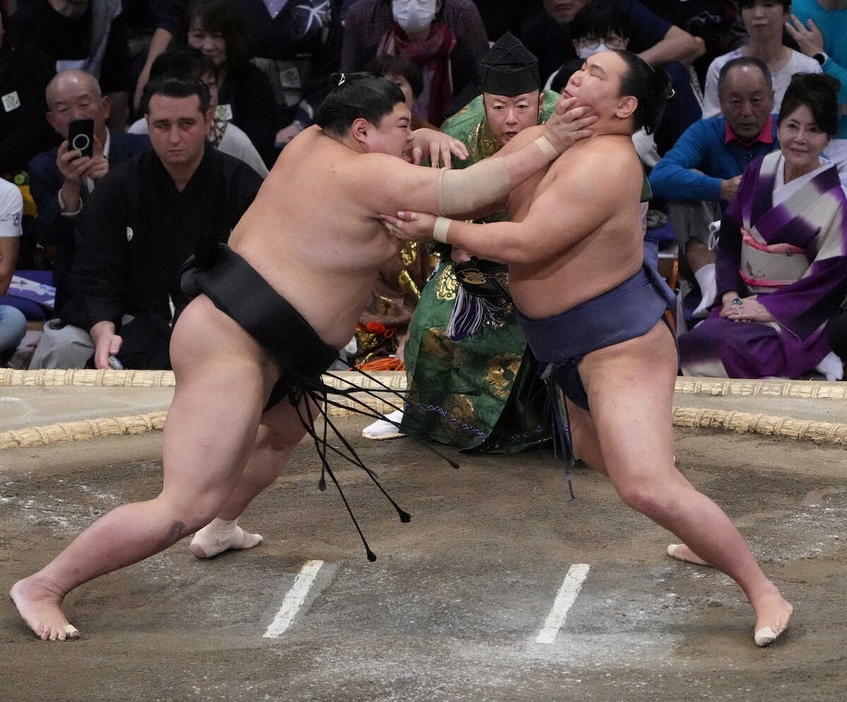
[[680, 72, 847, 379]]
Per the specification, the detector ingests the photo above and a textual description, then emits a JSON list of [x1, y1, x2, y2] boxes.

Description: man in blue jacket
[[649, 57, 777, 317]]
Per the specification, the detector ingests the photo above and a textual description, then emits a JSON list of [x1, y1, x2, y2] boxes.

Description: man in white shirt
[[0, 179, 28, 360]]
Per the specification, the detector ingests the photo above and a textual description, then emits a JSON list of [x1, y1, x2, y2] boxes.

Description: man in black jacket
[[29, 74, 262, 369], [28, 69, 150, 313]]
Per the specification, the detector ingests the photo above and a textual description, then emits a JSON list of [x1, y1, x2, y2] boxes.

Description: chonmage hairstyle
[[611, 49, 672, 135], [314, 73, 407, 137]]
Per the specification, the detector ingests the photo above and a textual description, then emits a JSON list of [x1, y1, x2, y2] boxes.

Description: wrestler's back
[[227, 127, 404, 349], [507, 135, 646, 320]]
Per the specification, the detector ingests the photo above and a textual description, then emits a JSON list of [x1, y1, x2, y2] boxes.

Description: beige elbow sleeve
[[435, 136, 559, 216], [436, 159, 510, 216]]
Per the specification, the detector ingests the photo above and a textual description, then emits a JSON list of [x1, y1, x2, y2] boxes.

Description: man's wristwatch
[[813, 52, 828, 66]]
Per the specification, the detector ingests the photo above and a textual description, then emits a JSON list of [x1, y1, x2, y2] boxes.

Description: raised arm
[[361, 96, 597, 219], [382, 139, 633, 265], [639, 25, 705, 68], [785, 16, 847, 105]]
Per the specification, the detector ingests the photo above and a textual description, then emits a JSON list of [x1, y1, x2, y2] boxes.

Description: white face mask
[[577, 43, 612, 59], [392, 0, 437, 36]]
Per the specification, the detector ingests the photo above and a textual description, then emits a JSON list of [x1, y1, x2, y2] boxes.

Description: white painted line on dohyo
[[263, 559, 324, 639], [535, 563, 591, 644]]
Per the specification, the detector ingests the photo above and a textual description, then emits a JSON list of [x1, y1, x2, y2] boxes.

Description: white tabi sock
[[814, 351, 844, 381], [692, 263, 717, 318]]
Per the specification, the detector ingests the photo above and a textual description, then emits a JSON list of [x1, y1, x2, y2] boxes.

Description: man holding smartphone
[[27, 69, 149, 319], [28, 74, 263, 372]]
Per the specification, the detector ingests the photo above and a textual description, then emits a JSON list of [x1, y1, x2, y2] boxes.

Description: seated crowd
[[0, 0, 846, 389]]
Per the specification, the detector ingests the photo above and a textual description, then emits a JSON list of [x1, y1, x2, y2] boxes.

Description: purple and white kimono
[[679, 150, 847, 379]]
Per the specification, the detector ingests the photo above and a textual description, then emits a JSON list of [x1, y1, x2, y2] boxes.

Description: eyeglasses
[[576, 36, 627, 50]]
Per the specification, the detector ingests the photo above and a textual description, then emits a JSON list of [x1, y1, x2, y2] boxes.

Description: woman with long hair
[[186, 0, 277, 167], [681, 72, 847, 380]]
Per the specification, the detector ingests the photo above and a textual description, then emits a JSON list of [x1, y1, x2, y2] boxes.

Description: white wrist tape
[[432, 217, 451, 244], [534, 135, 560, 160]]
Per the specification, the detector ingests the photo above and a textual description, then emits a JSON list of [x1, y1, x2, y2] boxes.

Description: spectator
[[650, 57, 777, 318], [342, 2, 489, 78], [226, 0, 343, 151], [365, 53, 436, 129], [702, 0, 820, 119], [9, 0, 133, 130], [127, 46, 268, 178], [545, 1, 631, 89], [520, 0, 704, 83], [28, 75, 263, 370], [786, 0, 847, 177], [0, 178, 27, 361], [545, 1, 661, 167], [342, 0, 490, 70], [185, 0, 277, 168], [522, 0, 706, 154], [0, 5, 56, 177], [363, 33, 565, 447], [639, 0, 732, 85], [679, 72, 847, 380], [342, 0, 480, 125], [124, 0, 190, 115], [27, 70, 149, 313]]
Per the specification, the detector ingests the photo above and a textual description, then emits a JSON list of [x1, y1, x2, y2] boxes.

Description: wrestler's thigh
[[256, 393, 321, 450], [566, 401, 607, 476], [162, 296, 276, 504], [578, 321, 678, 482]]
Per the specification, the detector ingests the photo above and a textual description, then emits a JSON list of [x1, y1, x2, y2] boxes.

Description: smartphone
[[68, 118, 94, 158]]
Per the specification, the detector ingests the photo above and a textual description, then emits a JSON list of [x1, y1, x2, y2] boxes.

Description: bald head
[[45, 70, 110, 141], [46, 70, 101, 107], [718, 59, 774, 142]]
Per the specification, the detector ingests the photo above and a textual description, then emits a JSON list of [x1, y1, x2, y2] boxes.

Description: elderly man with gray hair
[[649, 57, 778, 319]]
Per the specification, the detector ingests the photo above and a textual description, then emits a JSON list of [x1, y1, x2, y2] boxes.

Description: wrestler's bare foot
[[189, 518, 263, 559], [667, 543, 712, 567], [10, 577, 79, 641], [752, 590, 793, 647]]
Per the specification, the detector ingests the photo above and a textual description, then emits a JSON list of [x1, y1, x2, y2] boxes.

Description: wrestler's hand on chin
[[409, 128, 469, 168], [542, 96, 598, 155], [380, 210, 439, 242]]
